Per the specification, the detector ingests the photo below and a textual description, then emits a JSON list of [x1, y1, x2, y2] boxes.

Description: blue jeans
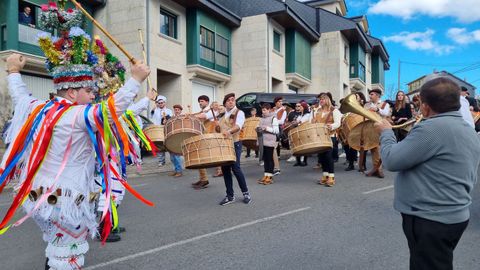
[[222, 141, 248, 198], [170, 153, 182, 173], [158, 151, 166, 165]]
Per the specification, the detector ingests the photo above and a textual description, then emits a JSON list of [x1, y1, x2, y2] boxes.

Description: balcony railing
[[18, 24, 45, 46]]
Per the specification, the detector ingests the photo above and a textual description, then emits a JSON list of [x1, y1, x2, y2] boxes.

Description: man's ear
[[66, 88, 77, 101]]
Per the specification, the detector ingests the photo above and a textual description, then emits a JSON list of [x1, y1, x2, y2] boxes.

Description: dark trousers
[[318, 138, 335, 173], [276, 144, 281, 157], [401, 214, 468, 270], [263, 146, 274, 174], [222, 141, 248, 197], [344, 144, 357, 163]]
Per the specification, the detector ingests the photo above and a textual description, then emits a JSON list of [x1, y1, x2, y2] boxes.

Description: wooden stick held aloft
[[70, 0, 136, 64]]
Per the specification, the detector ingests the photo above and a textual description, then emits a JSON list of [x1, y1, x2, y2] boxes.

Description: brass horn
[[340, 94, 423, 129], [339, 94, 382, 123]]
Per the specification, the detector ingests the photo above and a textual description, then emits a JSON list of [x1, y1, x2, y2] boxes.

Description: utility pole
[[397, 59, 401, 91]]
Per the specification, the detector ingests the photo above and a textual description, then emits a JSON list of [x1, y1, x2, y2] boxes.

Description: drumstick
[[70, 0, 136, 63], [138, 29, 156, 96]]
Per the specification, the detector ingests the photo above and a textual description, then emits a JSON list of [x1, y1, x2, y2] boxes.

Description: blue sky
[[343, 0, 480, 98]]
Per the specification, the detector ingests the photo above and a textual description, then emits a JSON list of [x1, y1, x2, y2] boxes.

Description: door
[[22, 74, 54, 101], [191, 81, 215, 112]]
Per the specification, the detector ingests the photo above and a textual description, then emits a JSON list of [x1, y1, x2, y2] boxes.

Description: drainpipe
[[146, 0, 151, 115], [267, 17, 271, 93]]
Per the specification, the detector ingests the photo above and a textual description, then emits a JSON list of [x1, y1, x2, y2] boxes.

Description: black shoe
[[300, 162, 307, 167], [345, 163, 354, 171], [219, 196, 235, 206], [45, 258, 49, 270], [245, 155, 250, 158], [293, 162, 301, 166], [242, 192, 252, 204], [97, 232, 121, 242]]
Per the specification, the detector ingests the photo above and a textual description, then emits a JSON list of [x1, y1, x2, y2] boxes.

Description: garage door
[[191, 81, 215, 112], [22, 74, 54, 101]]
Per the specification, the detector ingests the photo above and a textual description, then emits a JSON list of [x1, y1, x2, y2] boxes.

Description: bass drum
[[164, 115, 203, 154], [182, 133, 236, 169], [239, 117, 260, 150], [288, 123, 332, 156], [347, 120, 379, 151]]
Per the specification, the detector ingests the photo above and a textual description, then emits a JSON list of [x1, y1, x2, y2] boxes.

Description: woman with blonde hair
[[312, 93, 341, 186]]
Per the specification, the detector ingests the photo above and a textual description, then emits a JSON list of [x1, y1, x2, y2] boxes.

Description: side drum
[[182, 133, 236, 169], [347, 120, 379, 151], [164, 115, 203, 154], [288, 123, 332, 156], [143, 125, 165, 150], [239, 117, 260, 150]]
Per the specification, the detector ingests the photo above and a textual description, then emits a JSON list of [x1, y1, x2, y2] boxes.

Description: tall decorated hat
[[37, 1, 97, 91], [92, 36, 126, 98]]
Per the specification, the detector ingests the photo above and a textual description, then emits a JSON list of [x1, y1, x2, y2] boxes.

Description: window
[[216, 34, 229, 68], [160, 8, 177, 39], [236, 94, 256, 107], [359, 62, 366, 82], [273, 31, 281, 52], [200, 27, 214, 62], [344, 45, 348, 61]]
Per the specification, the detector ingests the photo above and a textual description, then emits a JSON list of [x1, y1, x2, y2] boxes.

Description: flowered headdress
[[92, 36, 126, 97], [37, 1, 97, 91]]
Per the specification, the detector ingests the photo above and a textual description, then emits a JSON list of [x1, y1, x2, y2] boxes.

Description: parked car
[[236, 92, 318, 117]]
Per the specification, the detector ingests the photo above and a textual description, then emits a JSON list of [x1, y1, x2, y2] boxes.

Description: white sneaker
[[259, 161, 264, 166], [287, 156, 296, 163]]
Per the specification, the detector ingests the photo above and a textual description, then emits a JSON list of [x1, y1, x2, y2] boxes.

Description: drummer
[[364, 89, 390, 178], [151, 95, 173, 167], [202, 93, 251, 205], [191, 95, 215, 189], [292, 101, 311, 167], [312, 93, 342, 186], [343, 92, 367, 171], [168, 104, 184, 177]]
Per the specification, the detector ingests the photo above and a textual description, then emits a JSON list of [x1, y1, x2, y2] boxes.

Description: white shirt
[[3, 73, 140, 229], [459, 96, 475, 128], [127, 97, 150, 129], [296, 112, 311, 124], [365, 100, 390, 117], [151, 106, 173, 125]]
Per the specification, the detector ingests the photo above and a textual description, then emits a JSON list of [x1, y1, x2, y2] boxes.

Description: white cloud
[[382, 29, 454, 55], [446, 28, 480, 44], [368, 0, 480, 23]]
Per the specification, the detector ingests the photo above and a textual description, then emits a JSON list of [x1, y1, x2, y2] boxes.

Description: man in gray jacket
[[375, 77, 480, 270]]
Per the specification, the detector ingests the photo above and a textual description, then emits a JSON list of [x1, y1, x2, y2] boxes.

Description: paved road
[[0, 156, 478, 270]]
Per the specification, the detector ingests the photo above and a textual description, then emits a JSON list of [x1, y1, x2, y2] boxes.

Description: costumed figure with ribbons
[[91, 36, 157, 242], [0, 2, 153, 269]]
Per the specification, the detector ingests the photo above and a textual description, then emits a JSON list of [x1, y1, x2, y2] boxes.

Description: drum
[[164, 115, 203, 154], [288, 123, 332, 156], [347, 120, 379, 151], [340, 113, 364, 144], [182, 133, 236, 169], [143, 125, 165, 149], [239, 117, 260, 150]]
